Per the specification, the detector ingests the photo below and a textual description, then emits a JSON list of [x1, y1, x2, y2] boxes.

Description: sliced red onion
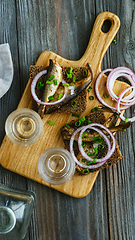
[[31, 70, 68, 105], [69, 123, 116, 170], [70, 126, 107, 169], [78, 123, 116, 163], [95, 67, 135, 111], [116, 86, 135, 122], [107, 67, 135, 103]]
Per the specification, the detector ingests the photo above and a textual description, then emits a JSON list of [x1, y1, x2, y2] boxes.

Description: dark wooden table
[[0, 1, 135, 240]]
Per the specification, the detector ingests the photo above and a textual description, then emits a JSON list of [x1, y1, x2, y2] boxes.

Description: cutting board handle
[[79, 12, 120, 76]]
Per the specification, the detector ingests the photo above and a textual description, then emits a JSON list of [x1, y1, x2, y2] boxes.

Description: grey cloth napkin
[[0, 43, 13, 98]]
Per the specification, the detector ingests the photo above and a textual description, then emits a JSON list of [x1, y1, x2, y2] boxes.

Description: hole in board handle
[[101, 19, 112, 33]]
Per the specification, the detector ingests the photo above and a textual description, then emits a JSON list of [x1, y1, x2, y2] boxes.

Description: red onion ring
[[70, 126, 107, 169], [95, 67, 135, 111], [31, 70, 69, 105], [78, 123, 116, 163], [107, 67, 135, 103], [69, 123, 116, 170], [116, 86, 135, 122]]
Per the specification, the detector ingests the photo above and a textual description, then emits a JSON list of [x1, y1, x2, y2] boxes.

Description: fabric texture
[[0, 43, 13, 98]]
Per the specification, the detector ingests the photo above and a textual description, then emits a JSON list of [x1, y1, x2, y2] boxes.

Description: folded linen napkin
[[0, 43, 13, 98]]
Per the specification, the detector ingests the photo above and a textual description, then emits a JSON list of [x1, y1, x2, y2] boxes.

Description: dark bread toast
[[29, 65, 91, 114], [60, 110, 122, 173]]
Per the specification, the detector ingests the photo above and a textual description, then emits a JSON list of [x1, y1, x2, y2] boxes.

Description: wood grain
[[0, 0, 135, 239], [0, 12, 121, 198]]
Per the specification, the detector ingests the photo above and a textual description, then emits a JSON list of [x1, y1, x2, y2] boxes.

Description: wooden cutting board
[[0, 12, 126, 198]]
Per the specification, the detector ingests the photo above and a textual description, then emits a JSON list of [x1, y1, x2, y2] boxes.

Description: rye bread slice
[[60, 110, 122, 173], [29, 65, 91, 114]]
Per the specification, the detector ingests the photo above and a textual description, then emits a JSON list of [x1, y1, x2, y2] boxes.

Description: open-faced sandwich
[[60, 106, 131, 174], [30, 60, 135, 175], [30, 59, 93, 118]]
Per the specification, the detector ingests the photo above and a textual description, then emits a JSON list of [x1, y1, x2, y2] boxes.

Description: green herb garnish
[[75, 119, 82, 127], [54, 79, 57, 85], [71, 100, 77, 107], [93, 136, 102, 141], [112, 39, 117, 44], [73, 141, 77, 147], [103, 92, 110, 98], [81, 142, 85, 147], [62, 83, 69, 87], [48, 96, 54, 100], [37, 81, 44, 90], [68, 67, 73, 74], [98, 144, 104, 150], [48, 120, 55, 125], [82, 132, 88, 138], [72, 76, 76, 82], [67, 73, 72, 79], [94, 147, 98, 155], [57, 94, 63, 100], [89, 96, 94, 100], [46, 81, 53, 85], [65, 124, 70, 129], [87, 152, 94, 156], [125, 118, 130, 123], [91, 107, 99, 112], [87, 86, 92, 92], [82, 168, 89, 174], [104, 82, 107, 86], [49, 75, 55, 80], [81, 159, 86, 163], [83, 69, 87, 77], [88, 120, 92, 124]]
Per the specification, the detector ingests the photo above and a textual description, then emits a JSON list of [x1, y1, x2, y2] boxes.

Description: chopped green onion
[[93, 136, 102, 141], [57, 94, 63, 100], [80, 116, 85, 122], [88, 120, 92, 124], [37, 81, 44, 90], [62, 83, 69, 87], [112, 39, 117, 44], [83, 69, 87, 77], [82, 132, 88, 138], [71, 100, 77, 107], [87, 158, 97, 165], [82, 168, 89, 174], [46, 81, 53, 85], [67, 73, 72, 79], [49, 75, 55, 80], [91, 107, 99, 112], [72, 76, 76, 82], [89, 96, 94, 100], [87, 161, 93, 165], [125, 118, 130, 123], [68, 67, 73, 74], [75, 119, 82, 127], [72, 113, 80, 118], [87, 86, 92, 92], [81, 159, 86, 163], [87, 152, 94, 156], [65, 124, 70, 129], [94, 147, 98, 155], [54, 79, 57, 85], [48, 120, 55, 125], [48, 96, 54, 100], [123, 129, 126, 132], [103, 92, 110, 98], [98, 144, 104, 150], [81, 142, 85, 147], [93, 158, 97, 163]]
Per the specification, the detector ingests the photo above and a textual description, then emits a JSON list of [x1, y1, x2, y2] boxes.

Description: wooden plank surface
[[0, 0, 135, 239], [0, 11, 122, 198]]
